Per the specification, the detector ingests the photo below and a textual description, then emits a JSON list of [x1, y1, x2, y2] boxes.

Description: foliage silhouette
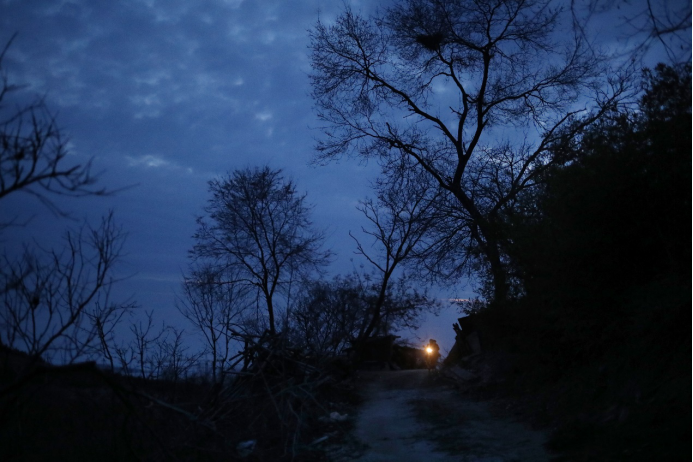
[[191, 165, 331, 335], [309, 0, 630, 302]]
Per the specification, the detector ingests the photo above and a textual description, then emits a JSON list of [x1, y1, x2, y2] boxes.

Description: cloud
[[254, 111, 273, 122], [126, 154, 171, 169], [130, 94, 164, 119]]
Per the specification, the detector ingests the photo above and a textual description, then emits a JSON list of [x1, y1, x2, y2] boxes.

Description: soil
[[329, 369, 550, 462]]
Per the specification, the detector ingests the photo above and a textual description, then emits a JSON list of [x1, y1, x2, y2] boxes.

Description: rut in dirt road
[[346, 369, 549, 462]]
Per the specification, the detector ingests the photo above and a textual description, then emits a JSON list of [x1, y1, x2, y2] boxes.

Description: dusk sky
[[0, 0, 684, 353]]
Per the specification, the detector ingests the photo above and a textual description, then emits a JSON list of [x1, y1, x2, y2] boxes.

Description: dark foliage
[[414, 32, 444, 51], [466, 63, 691, 460], [504, 63, 690, 362]]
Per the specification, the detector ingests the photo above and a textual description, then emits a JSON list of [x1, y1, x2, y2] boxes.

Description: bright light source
[[425, 347, 433, 354]]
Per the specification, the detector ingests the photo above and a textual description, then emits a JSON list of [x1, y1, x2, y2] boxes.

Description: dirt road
[[334, 369, 549, 462]]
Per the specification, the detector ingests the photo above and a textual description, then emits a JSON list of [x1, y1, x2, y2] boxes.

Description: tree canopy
[[191, 166, 330, 335], [309, 0, 629, 302], [498, 62, 691, 363]]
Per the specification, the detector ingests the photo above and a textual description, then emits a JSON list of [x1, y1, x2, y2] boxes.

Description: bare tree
[[0, 42, 129, 368], [288, 276, 369, 358], [113, 311, 201, 382], [351, 164, 441, 339], [177, 265, 251, 383], [638, 0, 691, 64], [310, 0, 630, 302], [0, 37, 106, 226], [569, 0, 691, 66], [191, 166, 331, 335], [289, 165, 445, 355], [0, 212, 130, 364], [156, 326, 200, 383], [114, 309, 165, 378]]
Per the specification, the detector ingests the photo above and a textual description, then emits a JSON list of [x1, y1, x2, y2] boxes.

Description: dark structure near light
[[415, 32, 444, 51]]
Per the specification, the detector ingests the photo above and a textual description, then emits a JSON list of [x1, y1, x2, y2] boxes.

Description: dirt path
[[335, 369, 549, 462]]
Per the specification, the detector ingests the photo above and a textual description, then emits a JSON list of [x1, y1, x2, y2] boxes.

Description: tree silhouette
[[351, 164, 441, 340], [191, 166, 330, 335], [309, 0, 630, 302], [0, 40, 128, 365], [177, 265, 251, 383], [0, 37, 106, 226]]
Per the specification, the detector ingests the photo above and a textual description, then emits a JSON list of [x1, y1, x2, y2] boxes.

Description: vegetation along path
[[334, 370, 549, 462]]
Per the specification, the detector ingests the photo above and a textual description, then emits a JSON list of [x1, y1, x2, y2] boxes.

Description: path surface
[[337, 369, 549, 462]]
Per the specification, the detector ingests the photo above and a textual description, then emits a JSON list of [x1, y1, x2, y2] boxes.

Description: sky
[[0, 0, 469, 352], [0, 0, 687, 355]]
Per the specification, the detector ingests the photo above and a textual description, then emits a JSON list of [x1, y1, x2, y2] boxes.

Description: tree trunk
[[361, 273, 391, 340], [487, 242, 508, 304], [452, 187, 509, 304], [267, 297, 276, 335]]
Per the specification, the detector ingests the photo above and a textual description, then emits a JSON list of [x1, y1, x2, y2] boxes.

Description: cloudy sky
[[1, 0, 464, 348], [0, 0, 685, 352]]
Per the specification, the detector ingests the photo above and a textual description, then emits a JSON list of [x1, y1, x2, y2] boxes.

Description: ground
[[328, 369, 550, 461]]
